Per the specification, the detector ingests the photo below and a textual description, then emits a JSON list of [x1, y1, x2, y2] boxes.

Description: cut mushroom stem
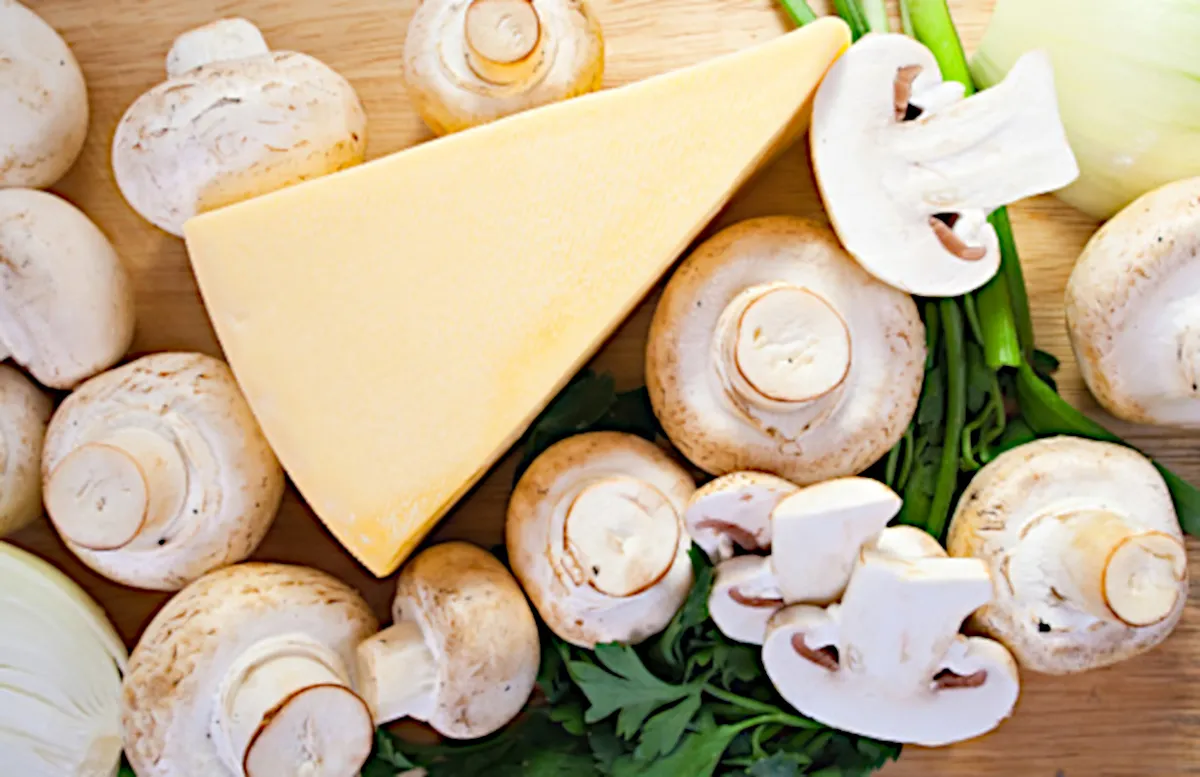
[[356, 621, 439, 724], [464, 0, 545, 84], [166, 18, 270, 77]]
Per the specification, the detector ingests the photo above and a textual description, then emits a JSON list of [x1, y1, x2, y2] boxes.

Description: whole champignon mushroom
[[42, 352, 285, 591], [122, 563, 378, 777], [1066, 177, 1200, 428], [0, 365, 50, 536], [647, 216, 924, 484], [113, 18, 367, 237], [403, 0, 604, 135], [356, 542, 539, 739], [0, 0, 88, 189], [762, 526, 1020, 746], [683, 471, 797, 562], [948, 436, 1187, 674], [0, 189, 135, 389], [811, 34, 1078, 297], [507, 431, 694, 648]]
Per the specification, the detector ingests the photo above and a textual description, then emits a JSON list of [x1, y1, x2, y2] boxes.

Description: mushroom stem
[[166, 18, 270, 77], [463, 0, 545, 85], [355, 621, 439, 724]]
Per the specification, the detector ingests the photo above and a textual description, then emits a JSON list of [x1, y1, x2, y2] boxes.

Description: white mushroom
[[683, 471, 797, 562], [709, 556, 782, 645], [948, 436, 1187, 674], [403, 0, 604, 135], [0, 189, 135, 389], [122, 563, 378, 777], [42, 352, 284, 591], [647, 216, 924, 484], [811, 34, 1078, 297], [506, 431, 694, 647], [113, 18, 367, 237], [0, 364, 50, 536], [762, 527, 1020, 746], [1066, 176, 1200, 428], [0, 0, 88, 189], [357, 541, 539, 739]]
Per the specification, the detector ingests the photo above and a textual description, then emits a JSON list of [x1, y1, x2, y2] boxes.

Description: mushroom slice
[[948, 436, 1188, 674], [0, 189, 135, 389], [122, 563, 378, 777], [709, 555, 784, 645], [0, 365, 50, 536], [113, 18, 367, 237], [403, 0, 604, 135], [506, 431, 695, 647], [647, 217, 924, 484], [357, 542, 539, 740], [811, 34, 1078, 297], [683, 471, 797, 562], [42, 353, 285, 591], [1066, 177, 1200, 428]]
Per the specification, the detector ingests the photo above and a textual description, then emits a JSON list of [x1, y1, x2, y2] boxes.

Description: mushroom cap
[[0, 189, 135, 389], [647, 216, 924, 483], [947, 436, 1187, 674], [1066, 176, 1200, 428], [682, 470, 797, 562], [0, 0, 88, 189], [0, 364, 50, 535], [392, 541, 539, 739], [43, 352, 285, 590], [506, 431, 695, 647], [122, 563, 378, 777]]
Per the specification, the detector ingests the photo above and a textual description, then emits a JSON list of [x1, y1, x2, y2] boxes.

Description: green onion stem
[[899, 0, 915, 35], [990, 208, 1035, 356], [832, 0, 872, 39], [927, 299, 966, 539], [860, 0, 891, 33], [777, 0, 819, 26], [900, 0, 974, 92]]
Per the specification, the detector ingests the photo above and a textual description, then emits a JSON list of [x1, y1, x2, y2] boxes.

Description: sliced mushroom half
[[683, 471, 797, 562]]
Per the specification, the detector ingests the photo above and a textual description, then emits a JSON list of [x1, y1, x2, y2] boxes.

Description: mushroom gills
[[356, 620, 439, 724], [683, 471, 798, 562], [710, 555, 784, 645]]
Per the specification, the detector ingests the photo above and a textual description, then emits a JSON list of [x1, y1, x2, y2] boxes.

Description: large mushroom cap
[[0, 0, 88, 189], [647, 216, 924, 484], [1066, 176, 1200, 428], [0, 364, 50, 536], [948, 436, 1187, 674]]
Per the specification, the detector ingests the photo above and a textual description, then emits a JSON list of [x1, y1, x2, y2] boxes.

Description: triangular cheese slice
[[184, 19, 851, 576]]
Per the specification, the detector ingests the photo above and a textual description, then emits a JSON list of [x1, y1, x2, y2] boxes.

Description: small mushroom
[[357, 542, 539, 739], [506, 431, 694, 647], [42, 352, 285, 591], [0, 364, 50, 536], [0, 0, 88, 189], [1066, 176, 1200, 428], [0, 189, 135, 389], [948, 436, 1187, 674], [647, 216, 924, 484], [810, 34, 1078, 297], [113, 18, 368, 237], [403, 0, 604, 135], [122, 563, 378, 777], [682, 471, 797, 562]]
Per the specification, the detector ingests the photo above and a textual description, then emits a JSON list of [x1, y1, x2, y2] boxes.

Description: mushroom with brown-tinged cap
[[113, 18, 367, 237], [647, 216, 924, 484], [811, 34, 1078, 297], [506, 431, 694, 647], [948, 436, 1187, 674], [403, 0, 604, 135], [42, 352, 285, 591], [122, 563, 378, 777], [0, 364, 50, 536], [357, 541, 539, 739]]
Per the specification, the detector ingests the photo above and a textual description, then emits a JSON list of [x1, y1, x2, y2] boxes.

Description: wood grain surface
[[11, 0, 1199, 774]]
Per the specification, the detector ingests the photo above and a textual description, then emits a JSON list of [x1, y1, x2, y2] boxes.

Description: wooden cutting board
[[12, 0, 1199, 774]]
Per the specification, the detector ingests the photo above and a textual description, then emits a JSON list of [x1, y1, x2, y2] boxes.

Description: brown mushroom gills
[[791, 633, 839, 672], [464, 0, 544, 84]]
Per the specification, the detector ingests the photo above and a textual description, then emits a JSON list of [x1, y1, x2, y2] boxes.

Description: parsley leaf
[[634, 694, 703, 761], [747, 751, 812, 776], [652, 545, 714, 674], [568, 643, 699, 727]]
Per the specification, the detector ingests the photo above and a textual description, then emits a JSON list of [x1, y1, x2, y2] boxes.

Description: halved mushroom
[[122, 563, 378, 777], [403, 0, 604, 135], [42, 352, 285, 591], [0, 365, 50, 536], [0, 189, 135, 389], [683, 471, 797, 562], [1066, 176, 1200, 428], [506, 431, 694, 647], [811, 34, 1078, 297], [113, 18, 367, 237], [357, 542, 539, 739], [647, 216, 924, 484], [948, 436, 1187, 674]]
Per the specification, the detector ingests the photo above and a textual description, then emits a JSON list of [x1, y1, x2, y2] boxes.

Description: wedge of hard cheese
[[184, 19, 851, 576]]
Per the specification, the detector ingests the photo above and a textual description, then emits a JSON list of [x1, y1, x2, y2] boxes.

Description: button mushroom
[[646, 216, 924, 484], [948, 436, 1188, 674], [0, 364, 50, 536], [112, 18, 368, 237], [122, 563, 378, 777], [1066, 176, 1200, 428], [0, 0, 88, 189], [0, 189, 135, 389], [357, 541, 539, 739], [810, 34, 1078, 297], [42, 352, 285, 591], [403, 0, 604, 135], [683, 471, 797, 562], [506, 431, 694, 647], [762, 526, 1020, 746]]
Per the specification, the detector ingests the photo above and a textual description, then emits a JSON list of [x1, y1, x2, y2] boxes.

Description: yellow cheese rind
[[184, 19, 851, 577]]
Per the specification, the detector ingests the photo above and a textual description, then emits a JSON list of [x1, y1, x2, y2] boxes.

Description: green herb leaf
[[652, 545, 714, 673], [118, 760, 137, 777], [634, 694, 704, 761], [568, 643, 698, 726], [747, 751, 813, 776]]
